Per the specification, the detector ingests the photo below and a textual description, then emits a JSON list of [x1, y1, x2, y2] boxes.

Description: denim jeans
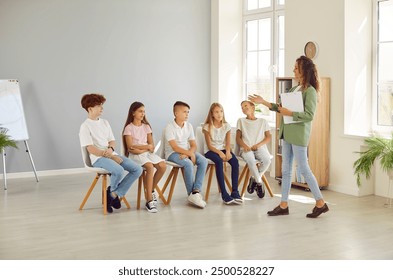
[[168, 152, 208, 195], [205, 150, 239, 198], [240, 147, 271, 184], [93, 156, 143, 197], [281, 140, 323, 202]]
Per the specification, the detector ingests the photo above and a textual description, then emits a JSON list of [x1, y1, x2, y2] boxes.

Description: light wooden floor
[[1, 170, 393, 260]]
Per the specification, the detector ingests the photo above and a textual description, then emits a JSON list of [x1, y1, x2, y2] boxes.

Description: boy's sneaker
[[108, 190, 121, 209], [152, 190, 158, 206], [231, 191, 243, 204], [188, 192, 206, 208], [255, 182, 265, 198], [222, 195, 235, 205], [146, 200, 158, 213], [247, 177, 256, 194]]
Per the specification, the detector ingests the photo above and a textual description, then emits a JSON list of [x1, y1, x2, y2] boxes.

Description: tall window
[[374, 0, 393, 129], [243, 0, 285, 120]]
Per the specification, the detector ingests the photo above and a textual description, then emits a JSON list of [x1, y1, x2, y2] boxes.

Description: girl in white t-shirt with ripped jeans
[[236, 100, 271, 198]]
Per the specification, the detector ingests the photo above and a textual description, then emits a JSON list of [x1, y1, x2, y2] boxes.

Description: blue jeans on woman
[[281, 140, 323, 202], [93, 156, 143, 197], [167, 152, 208, 195], [205, 150, 239, 199]]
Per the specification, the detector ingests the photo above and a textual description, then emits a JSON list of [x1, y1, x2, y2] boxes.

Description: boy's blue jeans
[[167, 152, 208, 195], [93, 156, 143, 197]]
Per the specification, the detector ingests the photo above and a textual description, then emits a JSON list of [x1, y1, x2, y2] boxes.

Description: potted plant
[[0, 127, 17, 154], [353, 134, 393, 186]]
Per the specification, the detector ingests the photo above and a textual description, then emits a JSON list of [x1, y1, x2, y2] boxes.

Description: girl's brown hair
[[122, 101, 151, 157], [204, 102, 227, 136]]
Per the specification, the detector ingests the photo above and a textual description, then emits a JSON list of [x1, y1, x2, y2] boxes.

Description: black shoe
[[111, 196, 121, 209], [106, 188, 113, 213], [267, 205, 289, 216], [107, 188, 121, 209], [247, 177, 256, 194], [255, 182, 265, 198], [306, 203, 329, 218]]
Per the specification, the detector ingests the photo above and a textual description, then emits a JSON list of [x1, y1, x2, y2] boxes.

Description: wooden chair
[[195, 126, 232, 202], [79, 146, 131, 215], [234, 142, 274, 198], [156, 131, 185, 205], [135, 165, 168, 209]]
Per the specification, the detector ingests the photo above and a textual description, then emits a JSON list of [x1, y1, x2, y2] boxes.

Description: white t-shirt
[[164, 120, 195, 159], [202, 122, 231, 154], [236, 118, 270, 151], [79, 118, 117, 164]]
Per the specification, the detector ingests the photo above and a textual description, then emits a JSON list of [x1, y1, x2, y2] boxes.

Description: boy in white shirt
[[79, 93, 143, 213], [164, 101, 208, 208], [236, 100, 271, 198]]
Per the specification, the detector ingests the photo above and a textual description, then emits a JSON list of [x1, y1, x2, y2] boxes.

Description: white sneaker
[[152, 191, 158, 206], [187, 192, 206, 208], [146, 200, 158, 213]]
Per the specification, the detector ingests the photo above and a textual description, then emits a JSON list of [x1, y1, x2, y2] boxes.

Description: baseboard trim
[[0, 168, 87, 180]]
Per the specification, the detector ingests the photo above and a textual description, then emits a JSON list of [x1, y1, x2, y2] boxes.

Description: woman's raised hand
[[248, 94, 265, 104]]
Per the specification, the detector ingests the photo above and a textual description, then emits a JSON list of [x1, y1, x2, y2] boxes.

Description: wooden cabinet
[[275, 77, 330, 189]]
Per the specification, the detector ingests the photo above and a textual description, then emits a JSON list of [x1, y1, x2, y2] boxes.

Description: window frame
[[372, 0, 393, 134], [242, 0, 285, 123]]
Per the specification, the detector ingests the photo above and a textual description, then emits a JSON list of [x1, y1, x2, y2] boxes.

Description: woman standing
[[249, 56, 329, 218]]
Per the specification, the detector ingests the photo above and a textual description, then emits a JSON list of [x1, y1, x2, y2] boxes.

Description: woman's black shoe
[[306, 203, 329, 218], [267, 205, 289, 216]]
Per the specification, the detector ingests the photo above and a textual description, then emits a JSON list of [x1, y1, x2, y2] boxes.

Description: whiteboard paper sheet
[[0, 80, 29, 141]]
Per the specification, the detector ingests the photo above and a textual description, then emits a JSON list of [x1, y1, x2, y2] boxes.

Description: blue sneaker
[[222, 195, 235, 205], [231, 191, 243, 204]]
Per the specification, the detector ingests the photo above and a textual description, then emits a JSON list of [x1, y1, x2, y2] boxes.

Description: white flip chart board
[[0, 80, 29, 141]]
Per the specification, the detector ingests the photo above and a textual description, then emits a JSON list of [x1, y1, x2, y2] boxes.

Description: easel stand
[[2, 140, 39, 190]]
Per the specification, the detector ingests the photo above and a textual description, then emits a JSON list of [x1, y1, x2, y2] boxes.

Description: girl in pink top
[[123, 102, 166, 213]]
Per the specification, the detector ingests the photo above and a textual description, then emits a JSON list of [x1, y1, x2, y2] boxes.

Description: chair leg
[[102, 174, 108, 215], [154, 185, 167, 205], [166, 168, 180, 205], [205, 164, 214, 202], [238, 165, 248, 196], [137, 174, 144, 210], [121, 197, 131, 209], [224, 173, 232, 193], [160, 167, 178, 205], [79, 173, 101, 211], [262, 174, 274, 197], [241, 168, 251, 197], [161, 168, 176, 195]]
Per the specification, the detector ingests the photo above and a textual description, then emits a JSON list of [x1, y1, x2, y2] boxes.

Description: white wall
[[211, 0, 243, 127], [344, 0, 373, 137], [0, 0, 210, 173]]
